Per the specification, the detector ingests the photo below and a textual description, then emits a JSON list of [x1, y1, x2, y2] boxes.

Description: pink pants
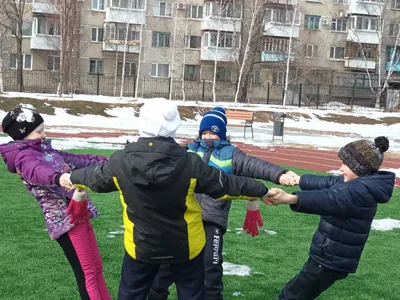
[[67, 222, 112, 300]]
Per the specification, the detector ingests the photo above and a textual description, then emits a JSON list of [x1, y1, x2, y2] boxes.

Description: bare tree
[[0, 8, 14, 93], [348, 2, 400, 108], [0, 0, 30, 92], [282, 0, 300, 105], [234, 0, 268, 103], [120, 0, 136, 98], [52, 0, 78, 96]]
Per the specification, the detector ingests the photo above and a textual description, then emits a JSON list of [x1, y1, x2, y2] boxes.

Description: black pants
[[57, 233, 90, 300], [279, 257, 349, 300], [149, 222, 224, 300], [119, 250, 205, 300]]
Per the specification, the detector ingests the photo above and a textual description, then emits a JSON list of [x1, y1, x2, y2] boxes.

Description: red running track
[[45, 131, 400, 189]]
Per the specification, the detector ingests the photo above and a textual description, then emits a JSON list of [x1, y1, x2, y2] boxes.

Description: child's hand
[[66, 190, 90, 224], [60, 173, 74, 191], [279, 171, 300, 186], [264, 188, 298, 205], [262, 188, 280, 206]]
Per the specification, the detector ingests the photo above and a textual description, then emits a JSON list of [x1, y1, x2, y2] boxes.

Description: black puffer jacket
[[291, 171, 395, 273]]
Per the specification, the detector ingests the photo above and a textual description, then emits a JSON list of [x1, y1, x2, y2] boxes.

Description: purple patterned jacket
[[0, 139, 107, 240]]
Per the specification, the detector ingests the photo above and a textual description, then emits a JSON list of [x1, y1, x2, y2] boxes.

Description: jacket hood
[[122, 137, 187, 187], [0, 139, 47, 173], [358, 171, 395, 203]]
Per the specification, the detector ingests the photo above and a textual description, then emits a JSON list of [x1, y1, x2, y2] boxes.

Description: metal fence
[[2, 69, 386, 110]]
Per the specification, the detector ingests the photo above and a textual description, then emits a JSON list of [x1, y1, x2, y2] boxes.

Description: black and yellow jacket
[[70, 137, 268, 264]]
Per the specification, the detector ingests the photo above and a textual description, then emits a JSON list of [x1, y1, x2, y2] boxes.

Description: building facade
[[8, 0, 400, 88]]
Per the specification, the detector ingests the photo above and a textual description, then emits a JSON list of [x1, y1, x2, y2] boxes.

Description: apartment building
[[9, 0, 400, 87]]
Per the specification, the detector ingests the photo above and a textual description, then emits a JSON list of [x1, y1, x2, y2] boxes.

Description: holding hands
[[262, 188, 298, 206], [279, 171, 300, 186], [60, 173, 74, 191]]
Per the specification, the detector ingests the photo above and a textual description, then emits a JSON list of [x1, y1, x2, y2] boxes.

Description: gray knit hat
[[338, 136, 389, 176]]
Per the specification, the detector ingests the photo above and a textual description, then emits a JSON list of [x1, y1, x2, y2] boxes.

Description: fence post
[[351, 84, 355, 110], [168, 77, 172, 99], [316, 84, 320, 108], [96, 73, 100, 96], [298, 84, 302, 107], [202, 79, 205, 101], [266, 82, 270, 104], [281, 86, 285, 105], [133, 75, 137, 98]]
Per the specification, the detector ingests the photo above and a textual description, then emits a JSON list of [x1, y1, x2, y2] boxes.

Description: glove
[[242, 200, 264, 237], [66, 189, 90, 225]]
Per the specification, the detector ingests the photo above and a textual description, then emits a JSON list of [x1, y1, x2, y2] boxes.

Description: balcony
[[103, 40, 140, 53], [267, 0, 296, 4], [261, 51, 294, 62], [201, 17, 241, 33], [105, 7, 145, 24], [344, 57, 376, 69], [386, 62, 400, 72], [264, 23, 300, 38], [32, 2, 58, 14], [348, 0, 383, 16], [30, 35, 60, 50], [201, 47, 238, 62], [347, 29, 380, 44]]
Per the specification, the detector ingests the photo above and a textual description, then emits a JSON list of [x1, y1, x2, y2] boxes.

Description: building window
[[305, 44, 318, 57], [151, 63, 169, 77], [252, 70, 261, 84], [105, 23, 140, 41], [36, 18, 60, 35], [153, 2, 172, 17], [272, 71, 284, 85], [117, 62, 136, 76], [304, 15, 320, 30], [355, 45, 376, 59], [89, 59, 104, 74], [91, 27, 104, 42], [216, 67, 231, 82], [185, 36, 201, 49], [263, 37, 289, 52], [204, 2, 241, 18], [47, 55, 60, 71], [92, 0, 105, 10], [111, 0, 145, 9], [204, 32, 233, 48], [9, 54, 32, 70], [11, 21, 33, 36], [331, 18, 347, 32], [265, 9, 297, 24], [389, 24, 400, 36], [330, 46, 345, 59], [387, 46, 400, 64], [22, 21, 32, 36], [392, 0, 400, 8], [184, 65, 200, 81], [332, 0, 348, 3], [351, 16, 377, 31], [152, 32, 170, 47], [186, 5, 203, 18]]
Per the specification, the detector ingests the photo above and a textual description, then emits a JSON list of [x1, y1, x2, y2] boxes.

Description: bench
[[225, 110, 254, 139]]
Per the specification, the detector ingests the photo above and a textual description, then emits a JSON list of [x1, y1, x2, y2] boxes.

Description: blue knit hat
[[199, 106, 227, 140]]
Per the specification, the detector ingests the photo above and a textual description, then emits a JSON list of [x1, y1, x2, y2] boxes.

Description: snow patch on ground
[[371, 218, 400, 231], [223, 262, 251, 276]]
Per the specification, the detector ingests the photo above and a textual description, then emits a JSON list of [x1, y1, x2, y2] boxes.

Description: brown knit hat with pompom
[[338, 136, 389, 176]]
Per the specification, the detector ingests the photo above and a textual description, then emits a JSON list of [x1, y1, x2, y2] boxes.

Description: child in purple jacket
[[0, 107, 112, 300]]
